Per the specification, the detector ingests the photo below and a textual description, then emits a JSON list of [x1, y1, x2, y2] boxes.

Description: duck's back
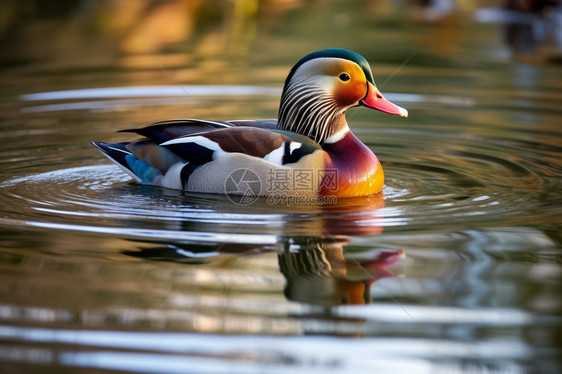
[[92, 119, 327, 196]]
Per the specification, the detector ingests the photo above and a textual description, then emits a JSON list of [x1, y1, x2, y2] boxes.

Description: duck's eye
[[339, 73, 350, 82]]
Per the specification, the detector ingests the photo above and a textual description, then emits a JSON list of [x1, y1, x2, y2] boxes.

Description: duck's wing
[[92, 122, 320, 189], [226, 119, 278, 129], [160, 127, 320, 166], [118, 119, 232, 144], [118, 118, 278, 144]]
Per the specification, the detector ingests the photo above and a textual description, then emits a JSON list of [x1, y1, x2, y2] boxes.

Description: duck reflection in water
[[120, 185, 403, 306], [124, 236, 404, 306], [278, 237, 404, 305]]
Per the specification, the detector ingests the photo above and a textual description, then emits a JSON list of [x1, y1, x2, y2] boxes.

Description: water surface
[[0, 1, 561, 373]]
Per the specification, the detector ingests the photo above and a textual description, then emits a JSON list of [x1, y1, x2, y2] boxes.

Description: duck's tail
[[91, 141, 142, 183], [91, 140, 190, 189]]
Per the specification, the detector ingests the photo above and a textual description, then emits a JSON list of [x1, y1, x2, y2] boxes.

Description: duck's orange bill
[[360, 82, 408, 117]]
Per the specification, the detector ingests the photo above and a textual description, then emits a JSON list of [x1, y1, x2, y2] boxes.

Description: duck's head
[[278, 49, 408, 144]]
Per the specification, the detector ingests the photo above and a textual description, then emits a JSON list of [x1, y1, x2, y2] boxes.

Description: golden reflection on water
[[7, 0, 558, 71]]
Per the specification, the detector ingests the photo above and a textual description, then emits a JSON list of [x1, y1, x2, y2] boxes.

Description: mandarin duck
[[92, 49, 407, 198]]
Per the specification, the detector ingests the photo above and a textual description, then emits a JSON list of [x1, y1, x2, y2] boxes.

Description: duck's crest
[[283, 49, 375, 90]]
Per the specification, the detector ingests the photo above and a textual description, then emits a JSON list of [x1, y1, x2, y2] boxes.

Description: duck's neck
[[321, 127, 384, 196], [323, 123, 351, 145], [322, 127, 377, 169], [277, 85, 347, 144]]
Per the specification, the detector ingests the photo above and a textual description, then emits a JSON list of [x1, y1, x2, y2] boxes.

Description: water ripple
[[0, 323, 555, 374], [0, 133, 553, 239]]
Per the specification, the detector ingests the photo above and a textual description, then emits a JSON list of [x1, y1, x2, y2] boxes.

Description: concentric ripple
[[0, 123, 554, 241]]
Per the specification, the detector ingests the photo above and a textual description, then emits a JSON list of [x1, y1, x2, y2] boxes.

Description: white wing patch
[[289, 142, 302, 153], [263, 144, 285, 165], [263, 141, 303, 166]]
